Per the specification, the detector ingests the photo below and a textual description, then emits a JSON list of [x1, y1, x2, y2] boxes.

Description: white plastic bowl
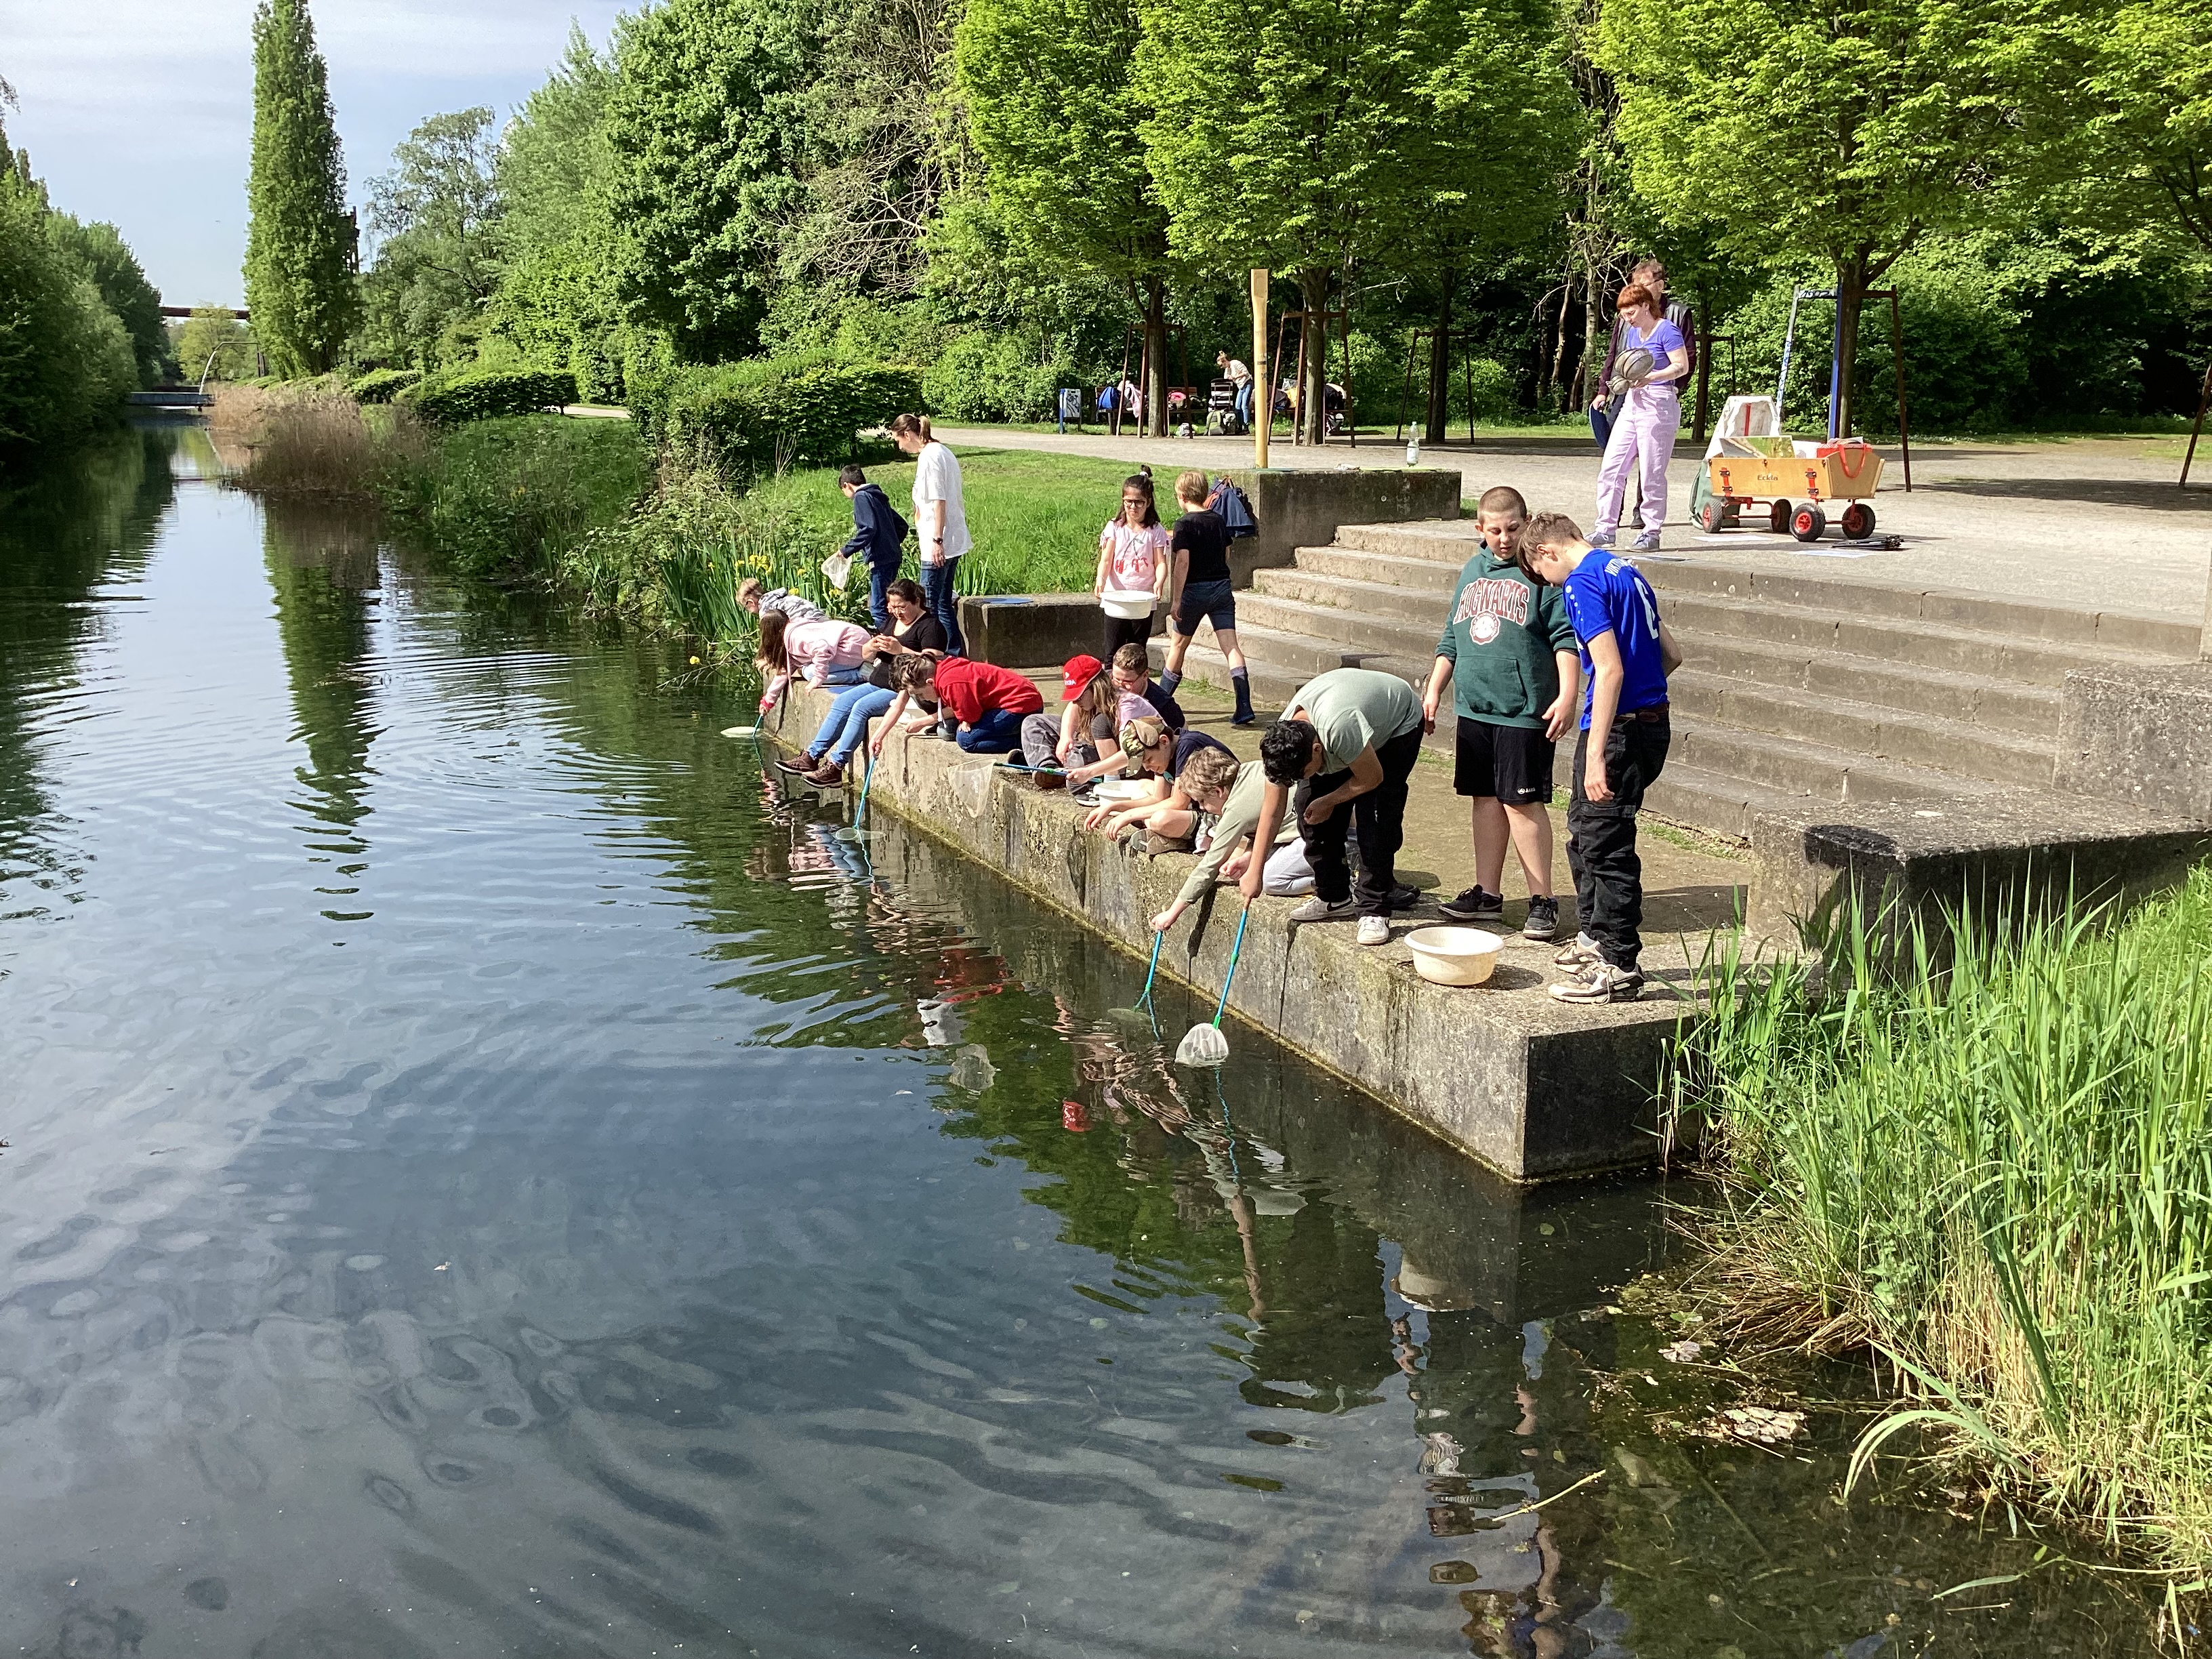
[[1089, 777, 1153, 803], [1100, 588, 1155, 620], [1404, 926, 1504, 987]]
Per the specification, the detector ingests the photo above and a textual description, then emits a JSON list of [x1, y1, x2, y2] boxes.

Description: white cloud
[[0, 0, 623, 304]]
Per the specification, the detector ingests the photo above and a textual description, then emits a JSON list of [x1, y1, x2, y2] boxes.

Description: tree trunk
[[1579, 256, 1605, 413], [1143, 279, 1168, 438], [1425, 279, 1453, 445], [1833, 255, 1866, 438], [1544, 269, 1572, 411], [1299, 271, 1331, 446]]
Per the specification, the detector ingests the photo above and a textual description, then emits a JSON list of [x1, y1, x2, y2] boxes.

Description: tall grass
[[1677, 870, 2212, 1589], [213, 383, 380, 497]]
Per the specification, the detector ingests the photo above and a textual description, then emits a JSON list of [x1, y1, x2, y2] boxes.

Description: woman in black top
[[1159, 470, 1255, 725], [785, 578, 945, 785]]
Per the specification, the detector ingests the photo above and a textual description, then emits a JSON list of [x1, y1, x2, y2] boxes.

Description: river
[[0, 426, 2158, 1657]]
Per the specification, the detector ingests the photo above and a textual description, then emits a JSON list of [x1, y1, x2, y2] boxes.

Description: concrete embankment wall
[[778, 684, 1686, 1184]]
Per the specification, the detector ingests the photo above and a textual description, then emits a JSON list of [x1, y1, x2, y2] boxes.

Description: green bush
[[348, 367, 422, 404], [375, 413, 649, 578], [636, 357, 922, 472], [921, 330, 1071, 424], [402, 366, 579, 426]]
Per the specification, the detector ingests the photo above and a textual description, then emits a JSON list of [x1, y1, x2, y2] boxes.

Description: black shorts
[[1454, 716, 1556, 804], [1172, 578, 1236, 635]]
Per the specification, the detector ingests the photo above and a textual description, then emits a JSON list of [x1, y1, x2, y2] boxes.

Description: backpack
[[1212, 478, 1259, 541]]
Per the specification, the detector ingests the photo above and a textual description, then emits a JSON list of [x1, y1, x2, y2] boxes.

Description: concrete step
[[1656, 588, 2161, 688], [1667, 712, 1991, 808], [1636, 558, 2201, 659], [1679, 634, 2060, 738], [1668, 668, 2053, 786], [1332, 521, 1489, 562], [1290, 541, 1467, 594], [1641, 762, 1833, 843], [1238, 586, 1447, 664]]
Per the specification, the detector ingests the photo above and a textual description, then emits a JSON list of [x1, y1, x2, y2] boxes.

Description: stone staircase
[[1189, 520, 2203, 839]]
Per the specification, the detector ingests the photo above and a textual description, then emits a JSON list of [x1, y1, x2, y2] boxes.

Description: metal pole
[[1340, 306, 1355, 448], [1889, 289, 1913, 492], [1825, 295, 1842, 442], [1777, 287, 1804, 407], [1251, 269, 1270, 470], [1693, 319, 1713, 448], [1397, 327, 1417, 443], [2182, 360, 2212, 489]]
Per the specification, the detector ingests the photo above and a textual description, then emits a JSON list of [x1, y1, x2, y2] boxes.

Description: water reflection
[[0, 442, 2167, 1658]]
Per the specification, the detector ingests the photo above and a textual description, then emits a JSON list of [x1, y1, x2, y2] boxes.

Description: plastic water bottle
[[1406, 437, 1420, 468]]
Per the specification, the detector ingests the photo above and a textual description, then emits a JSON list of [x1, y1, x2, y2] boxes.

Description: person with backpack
[[1590, 258, 1696, 455], [836, 464, 909, 632], [1591, 282, 1690, 552], [1158, 470, 1256, 726]]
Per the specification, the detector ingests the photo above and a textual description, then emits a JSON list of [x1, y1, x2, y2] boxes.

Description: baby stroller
[[1206, 378, 1246, 436]]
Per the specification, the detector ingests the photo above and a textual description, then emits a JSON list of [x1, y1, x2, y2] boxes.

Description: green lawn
[[746, 445, 1191, 596]]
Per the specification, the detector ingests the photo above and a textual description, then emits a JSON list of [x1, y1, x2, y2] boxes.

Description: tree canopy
[[360, 107, 504, 369]]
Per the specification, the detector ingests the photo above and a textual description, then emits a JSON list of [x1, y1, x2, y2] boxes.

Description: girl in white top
[[1092, 469, 1171, 660], [890, 413, 969, 655]]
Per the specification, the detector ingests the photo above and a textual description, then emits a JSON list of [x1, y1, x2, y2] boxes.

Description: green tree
[[604, 0, 819, 361], [360, 107, 504, 369], [173, 306, 260, 383], [243, 0, 358, 375], [0, 108, 138, 462], [1597, 0, 2018, 436], [1139, 0, 1563, 443], [48, 216, 169, 386], [959, 0, 1175, 432]]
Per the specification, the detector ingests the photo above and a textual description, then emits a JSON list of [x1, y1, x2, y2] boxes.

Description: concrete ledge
[[958, 593, 1162, 668], [1748, 791, 2212, 963], [1222, 466, 1462, 586], [2054, 661, 2212, 822], [781, 684, 1687, 1183]]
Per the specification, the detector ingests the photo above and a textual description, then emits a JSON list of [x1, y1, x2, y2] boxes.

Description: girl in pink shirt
[[1092, 470, 1172, 659], [758, 613, 869, 712]]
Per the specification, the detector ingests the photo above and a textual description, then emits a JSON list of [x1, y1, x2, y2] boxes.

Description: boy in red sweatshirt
[[872, 653, 1043, 756]]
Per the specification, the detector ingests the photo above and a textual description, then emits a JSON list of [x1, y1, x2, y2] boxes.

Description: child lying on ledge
[[871, 651, 1044, 755], [1082, 716, 1231, 852], [1146, 747, 1324, 933]]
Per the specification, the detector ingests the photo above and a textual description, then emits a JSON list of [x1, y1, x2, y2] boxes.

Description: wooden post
[[1251, 269, 1270, 469], [2182, 360, 2212, 489]]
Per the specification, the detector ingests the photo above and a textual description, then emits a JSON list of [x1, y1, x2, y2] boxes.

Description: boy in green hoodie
[[1420, 485, 1580, 939]]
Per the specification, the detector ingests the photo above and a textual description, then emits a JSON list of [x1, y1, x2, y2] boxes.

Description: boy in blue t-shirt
[[1519, 512, 1683, 1003]]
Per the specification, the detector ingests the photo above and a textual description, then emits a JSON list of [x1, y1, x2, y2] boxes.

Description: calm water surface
[[0, 429, 2157, 1657]]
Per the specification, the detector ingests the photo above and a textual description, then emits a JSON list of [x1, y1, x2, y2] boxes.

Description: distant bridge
[[130, 388, 213, 409], [159, 306, 247, 320]]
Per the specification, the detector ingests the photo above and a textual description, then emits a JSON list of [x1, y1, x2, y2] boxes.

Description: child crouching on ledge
[[871, 650, 1044, 756], [1145, 746, 1319, 933]]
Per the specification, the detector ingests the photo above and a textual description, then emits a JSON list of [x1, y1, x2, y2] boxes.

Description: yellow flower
[[689, 655, 701, 665]]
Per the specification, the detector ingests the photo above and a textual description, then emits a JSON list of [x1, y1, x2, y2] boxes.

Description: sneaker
[[1549, 962, 1645, 1003], [1553, 934, 1601, 968], [804, 760, 844, 787], [1631, 530, 1662, 552], [1438, 886, 1504, 923], [1145, 831, 1195, 855], [1521, 896, 1561, 941], [775, 753, 817, 776], [1384, 883, 1422, 911], [1589, 528, 1616, 550], [1356, 915, 1391, 946], [1288, 895, 1359, 924]]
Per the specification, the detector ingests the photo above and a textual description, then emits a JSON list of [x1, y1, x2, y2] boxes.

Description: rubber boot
[[1158, 667, 1183, 699], [1231, 668, 1254, 726]]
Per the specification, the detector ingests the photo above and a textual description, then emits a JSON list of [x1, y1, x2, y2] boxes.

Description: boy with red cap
[[872, 652, 1044, 755]]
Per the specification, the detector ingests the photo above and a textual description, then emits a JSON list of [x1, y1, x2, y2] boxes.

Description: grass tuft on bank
[[1675, 868, 2212, 1589]]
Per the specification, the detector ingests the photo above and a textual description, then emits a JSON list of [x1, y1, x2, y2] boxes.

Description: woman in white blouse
[[890, 413, 969, 655]]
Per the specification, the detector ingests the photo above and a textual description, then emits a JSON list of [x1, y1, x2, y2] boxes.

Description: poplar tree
[[244, 0, 358, 375]]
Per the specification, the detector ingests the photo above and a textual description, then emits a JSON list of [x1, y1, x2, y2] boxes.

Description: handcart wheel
[[1768, 499, 1793, 535], [1699, 497, 1730, 533], [1790, 504, 1828, 543], [1841, 502, 1876, 539]]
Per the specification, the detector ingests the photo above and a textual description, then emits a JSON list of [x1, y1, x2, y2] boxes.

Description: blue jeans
[[817, 664, 864, 687], [956, 708, 1024, 753], [867, 564, 895, 633], [921, 558, 964, 656], [809, 683, 895, 764]]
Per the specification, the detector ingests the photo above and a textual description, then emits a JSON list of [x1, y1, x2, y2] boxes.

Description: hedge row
[[635, 357, 922, 471], [401, 367, 579, 426], [349, 367, 422, 405]]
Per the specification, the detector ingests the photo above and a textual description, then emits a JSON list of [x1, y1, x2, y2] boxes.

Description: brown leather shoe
[[804, 760, 845, 787]]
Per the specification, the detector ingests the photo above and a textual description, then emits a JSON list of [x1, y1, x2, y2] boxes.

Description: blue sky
[[0, 0, 626, 307]]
